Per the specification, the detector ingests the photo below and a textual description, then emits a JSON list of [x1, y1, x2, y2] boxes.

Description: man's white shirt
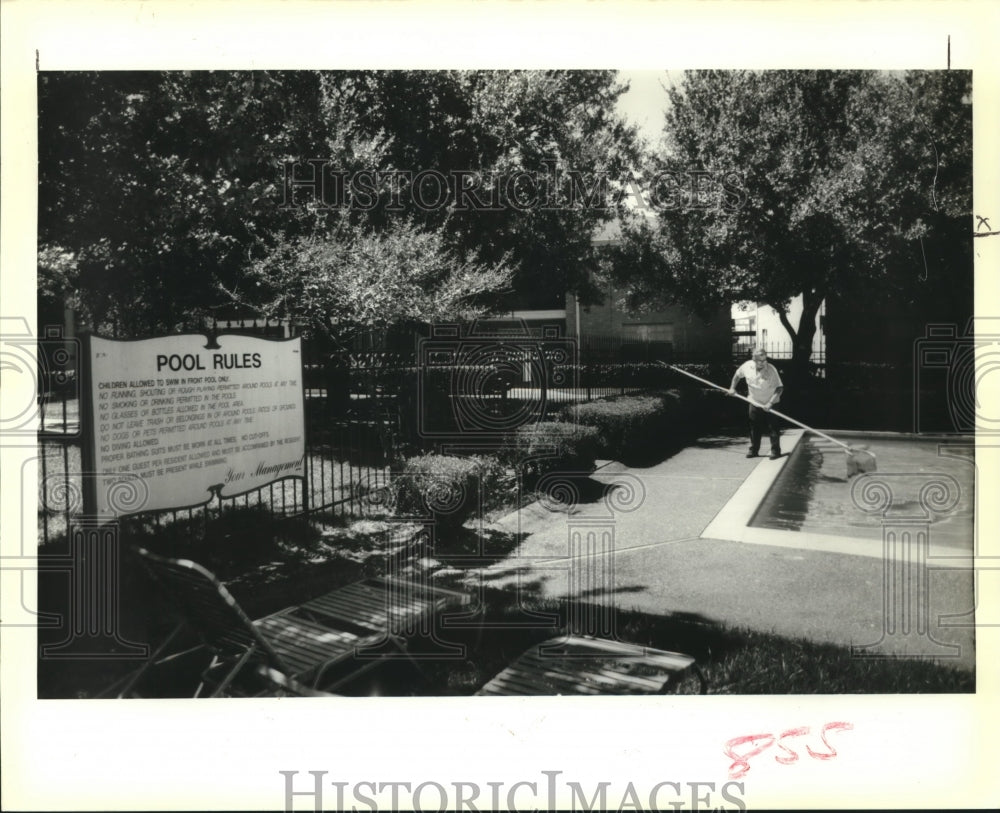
[[737, 360, 783, 405]]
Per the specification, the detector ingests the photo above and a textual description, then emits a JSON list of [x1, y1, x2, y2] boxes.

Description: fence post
[[299, 342, 310, 518], [78, 333, 99, 518]]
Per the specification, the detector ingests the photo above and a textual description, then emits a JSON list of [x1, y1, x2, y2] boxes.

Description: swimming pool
[[749, 434, 975, 551]]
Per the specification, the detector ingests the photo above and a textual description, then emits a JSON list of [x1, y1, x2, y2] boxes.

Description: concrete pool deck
[[470, 428, 977, 672]]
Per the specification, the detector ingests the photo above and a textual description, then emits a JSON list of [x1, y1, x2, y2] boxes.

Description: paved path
[[462, 431, 976, 672]]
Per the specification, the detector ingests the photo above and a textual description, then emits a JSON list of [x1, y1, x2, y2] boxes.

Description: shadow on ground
[[689, 426, 754, 451], [37, 494, 976, 698], [430, 528, 530, 567], [341, 580, 975, 697]]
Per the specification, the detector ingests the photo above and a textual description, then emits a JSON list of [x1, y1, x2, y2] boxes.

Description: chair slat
[[476, 635, 701, 696], [134, 547, 472, 696]]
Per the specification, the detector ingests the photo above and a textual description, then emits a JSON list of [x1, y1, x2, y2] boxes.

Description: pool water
[[750, 435, 975, 550]]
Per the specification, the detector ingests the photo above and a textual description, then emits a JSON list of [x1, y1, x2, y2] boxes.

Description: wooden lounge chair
[[475, 634, 707, 695], [253, 634, 707, 697], [128, 547, 472, 697]]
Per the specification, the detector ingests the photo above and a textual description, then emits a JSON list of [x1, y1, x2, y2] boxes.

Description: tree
[[288, 70, 640, 310], [608, 70, 972, 373], [238, 217, 513, 349], [39, 71, 420, 335], [39, 70, 640, 338]]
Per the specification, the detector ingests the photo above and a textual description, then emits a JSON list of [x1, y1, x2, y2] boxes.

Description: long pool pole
[[662, 362, 858, 454]]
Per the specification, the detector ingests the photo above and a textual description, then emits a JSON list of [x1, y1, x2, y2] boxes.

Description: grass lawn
[[350, 587, 973, 696]]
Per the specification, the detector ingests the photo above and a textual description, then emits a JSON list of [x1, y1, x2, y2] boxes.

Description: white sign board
[[86, 334, 305, 516]]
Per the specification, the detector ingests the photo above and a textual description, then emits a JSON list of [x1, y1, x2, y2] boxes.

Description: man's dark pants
[[748, 404, 781, 456]]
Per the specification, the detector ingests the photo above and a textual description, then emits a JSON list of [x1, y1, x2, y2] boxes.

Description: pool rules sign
[[81, 333, 306, 517]]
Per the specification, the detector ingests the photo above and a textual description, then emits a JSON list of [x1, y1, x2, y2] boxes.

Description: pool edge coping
[[699, 429, 973, 569]]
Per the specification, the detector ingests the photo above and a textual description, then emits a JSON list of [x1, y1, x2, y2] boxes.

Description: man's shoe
[[746, 451, 759, 458], [769, 451, 781, 460]]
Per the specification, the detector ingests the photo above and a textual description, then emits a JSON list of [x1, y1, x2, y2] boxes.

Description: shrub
[[564, 394, 666, 460], [563, 389, 702, 463], [392, 453, 506, 529], [502, 421, 600, 483]]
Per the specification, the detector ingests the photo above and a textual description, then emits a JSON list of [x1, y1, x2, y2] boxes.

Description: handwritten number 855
[[724, 722, 854, 779]]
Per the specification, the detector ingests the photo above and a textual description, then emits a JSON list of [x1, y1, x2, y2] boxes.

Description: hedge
[[563, 389, 700, 463], [501, 421, 601, 483], [392, 453, 506, 529]]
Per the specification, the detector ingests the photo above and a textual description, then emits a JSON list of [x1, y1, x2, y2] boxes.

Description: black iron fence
[[36, 327, 847, 547], [731, 338, 827, 378], [38, 411, 393, 549], [38, 340, 400, 547]]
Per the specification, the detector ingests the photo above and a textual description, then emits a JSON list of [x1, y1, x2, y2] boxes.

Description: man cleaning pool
[[729, 348, 784, 459], [664, 359, 875, 476]]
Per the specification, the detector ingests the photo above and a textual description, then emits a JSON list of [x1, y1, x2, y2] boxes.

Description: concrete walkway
[[467, 430, 976, 672]]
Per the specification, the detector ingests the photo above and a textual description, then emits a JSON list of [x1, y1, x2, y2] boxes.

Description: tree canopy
[[38, 70, 639, 341], [242, 217, 514, 345], [608, 70, 972, 370], [39, 72, 334, 334]]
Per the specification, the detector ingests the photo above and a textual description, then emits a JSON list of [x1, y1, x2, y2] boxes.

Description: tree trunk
[[792, 310, 818, 376], [772, 291, 822, 381]]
